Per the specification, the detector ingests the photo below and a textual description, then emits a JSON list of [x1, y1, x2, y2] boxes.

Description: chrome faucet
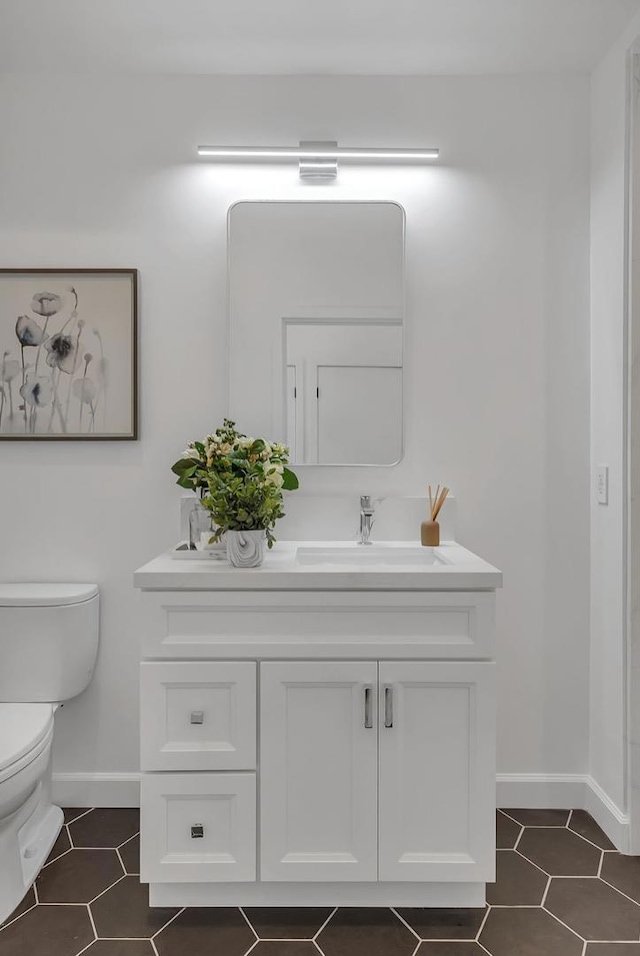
[[359, 495, 375, 545]]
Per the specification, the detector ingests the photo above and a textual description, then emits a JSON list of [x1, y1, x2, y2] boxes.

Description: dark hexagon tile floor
[[1, 807, 640, 955]]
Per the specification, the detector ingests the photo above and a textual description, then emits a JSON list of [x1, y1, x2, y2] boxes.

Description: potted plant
[[171, 419, 299, 567]]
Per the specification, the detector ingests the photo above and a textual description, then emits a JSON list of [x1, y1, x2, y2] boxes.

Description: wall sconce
[[197, 141, 440, 182]]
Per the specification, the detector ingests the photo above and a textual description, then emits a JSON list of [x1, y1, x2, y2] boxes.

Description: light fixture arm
[[298, 140, 338, 182]]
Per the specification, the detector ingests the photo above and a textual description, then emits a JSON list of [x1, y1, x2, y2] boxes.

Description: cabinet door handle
[[364, 685, 373, 728], [384, 686, 394, 728]]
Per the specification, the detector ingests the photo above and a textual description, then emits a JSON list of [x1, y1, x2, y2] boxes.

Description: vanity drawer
[[141, 591, 495, 660], [140, 661, 256, 771], [140, 772, 256, 883]]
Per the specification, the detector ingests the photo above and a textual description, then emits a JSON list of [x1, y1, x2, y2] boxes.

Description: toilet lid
[[0, 704, 54, 772], [0, 583, 98, 607]]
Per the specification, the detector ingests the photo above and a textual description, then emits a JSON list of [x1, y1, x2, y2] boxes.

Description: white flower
[[264, 463, 284, 488], [72, 378, 97, 405], [19, 376, 52, 407], [31, 292, 62, 317], [182, 445, 201, 460], [0, 355, 20, 383], [16, 315, 46, 347]]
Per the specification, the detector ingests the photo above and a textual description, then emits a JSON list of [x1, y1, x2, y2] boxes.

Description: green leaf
[[282, 467, 299, 491], [171, 459, 194, 475]]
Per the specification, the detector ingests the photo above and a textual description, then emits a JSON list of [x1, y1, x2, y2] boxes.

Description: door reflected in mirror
[[228, 201, 404, 466]]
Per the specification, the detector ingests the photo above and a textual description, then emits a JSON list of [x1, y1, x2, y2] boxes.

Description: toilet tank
[[0, 584, 99, 703]]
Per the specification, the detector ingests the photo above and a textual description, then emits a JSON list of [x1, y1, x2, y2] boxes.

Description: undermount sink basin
[[295, 544, 448, 567]]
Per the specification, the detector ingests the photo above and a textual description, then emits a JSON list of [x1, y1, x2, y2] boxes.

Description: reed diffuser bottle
[[421, 484, 449, 547]]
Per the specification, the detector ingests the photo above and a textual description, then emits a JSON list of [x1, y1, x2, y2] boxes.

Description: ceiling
[[1, 0, 640, 75]]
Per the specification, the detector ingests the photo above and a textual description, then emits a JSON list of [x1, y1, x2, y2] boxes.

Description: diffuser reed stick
[[428, 484, 449, 521], [423, 485, 449, 546]]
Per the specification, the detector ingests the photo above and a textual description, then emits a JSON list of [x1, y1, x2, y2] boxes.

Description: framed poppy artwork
[[0, 269, 137, 440]]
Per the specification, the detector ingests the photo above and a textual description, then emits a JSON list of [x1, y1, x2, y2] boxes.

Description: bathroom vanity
[[134, 541, 501, 908]]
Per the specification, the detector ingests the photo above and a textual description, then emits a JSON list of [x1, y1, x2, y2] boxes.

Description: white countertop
[[134, 541, 502, 591]]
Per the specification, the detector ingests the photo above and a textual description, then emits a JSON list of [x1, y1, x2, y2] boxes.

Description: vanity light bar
[[197, 145, 440, 162]]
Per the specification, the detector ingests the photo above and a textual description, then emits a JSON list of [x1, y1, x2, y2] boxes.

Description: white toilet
[[0, 583, 99, 922]]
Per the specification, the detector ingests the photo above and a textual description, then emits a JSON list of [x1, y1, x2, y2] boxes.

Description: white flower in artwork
[[72, 378, 97, 405], [44, 332, 78, 374], [30, 292, 62, 317], [19, 376, 53, 407], [15, 314, 46, 347], [0, 356, 20, 382]]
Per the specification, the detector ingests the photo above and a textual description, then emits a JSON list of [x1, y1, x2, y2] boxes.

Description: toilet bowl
[[0, 584, 99, 922], [0, 704, 62, 915]]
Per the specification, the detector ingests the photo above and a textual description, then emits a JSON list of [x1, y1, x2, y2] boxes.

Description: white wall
[[0, 73, 591, 796], [591, 13, 640, 825]]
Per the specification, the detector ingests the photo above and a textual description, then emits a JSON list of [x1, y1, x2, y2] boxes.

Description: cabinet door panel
[[379, 661, 495, 882], [260, 661, 378, 882]]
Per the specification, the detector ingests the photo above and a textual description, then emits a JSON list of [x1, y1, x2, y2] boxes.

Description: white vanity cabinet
[[260, 660, 495, 884], [135, 543, 501, 908]]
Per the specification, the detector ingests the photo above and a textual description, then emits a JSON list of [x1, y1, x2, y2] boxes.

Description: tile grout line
[[540, 875, 552, 908], [513, 847, 552, 878], [115, 847, 127, 875], [238, 906, 260, 939], [0, 902, 38, 934], [499, 810, 571, 828], [66, 808, 95, 826], [150, 907, 185, 940], [88, 873, 128, 906], [390, 907, 422, 941], [475, 903, 491, 940], [85, 901, 99, 949], [597, 875, 640, 908], [74, 939, 96, 956], [43, 847, 74, 869], [312, 906, 338, 940], [116, 830, 140, 850], [541, 905, 587, 944], [569, 829, 615, 854]]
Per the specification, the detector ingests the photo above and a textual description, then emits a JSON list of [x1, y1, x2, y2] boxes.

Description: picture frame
[[0, 268, 138, 440]]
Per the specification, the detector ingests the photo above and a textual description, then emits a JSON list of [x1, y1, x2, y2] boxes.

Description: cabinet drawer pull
[[189, 711, 204, 725], [364, 685, 373, 728], [190, 824, 205, 839], [384, 686, 394, 728]]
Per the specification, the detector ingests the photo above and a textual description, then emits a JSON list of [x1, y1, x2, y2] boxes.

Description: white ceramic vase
[[226, 529, 267, 568]]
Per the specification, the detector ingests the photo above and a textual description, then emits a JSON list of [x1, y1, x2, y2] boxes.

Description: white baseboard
[[584, 776, 630, 853], [497, 773, 630, 852], [54, 771, 631, 852], [52, 773, 140, 808], [496, 773, 587, 809]]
